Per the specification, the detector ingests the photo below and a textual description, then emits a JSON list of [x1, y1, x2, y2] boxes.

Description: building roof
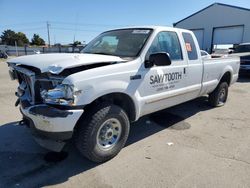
[[173, 3, 250, 27]]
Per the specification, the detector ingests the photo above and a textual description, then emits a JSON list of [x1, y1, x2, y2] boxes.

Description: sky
[[0, 0, 250, 45]]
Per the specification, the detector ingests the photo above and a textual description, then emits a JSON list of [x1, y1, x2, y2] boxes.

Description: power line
[[50, 27, 102, 33], [1, 21, 126, 31], [1, 21, 45, 27], [0, 20, 127, 44], [11, 27, 45, 31], [50, 21, 125, 28], [0, 27, 45, 32]]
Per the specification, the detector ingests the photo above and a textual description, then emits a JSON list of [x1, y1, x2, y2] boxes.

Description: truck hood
[[8, 53, 126, 74]]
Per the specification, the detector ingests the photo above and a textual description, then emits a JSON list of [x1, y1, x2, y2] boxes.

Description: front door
[[138, 31, 188, 116]]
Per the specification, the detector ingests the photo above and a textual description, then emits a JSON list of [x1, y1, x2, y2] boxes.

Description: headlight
[[41, 84, 81, 106]]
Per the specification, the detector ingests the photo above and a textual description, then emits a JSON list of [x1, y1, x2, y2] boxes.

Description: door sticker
[[149, 72, 182, 92], [185, 43, 192, 52], [132, 30, 151, 34]]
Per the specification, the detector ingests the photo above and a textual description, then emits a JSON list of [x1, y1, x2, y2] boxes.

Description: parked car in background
[[200, 50, 211, 59], [0, 50, 8, 59], [232, 43, 250, 75], [33, 50, 41, 54], [233, 43, 250, 53]]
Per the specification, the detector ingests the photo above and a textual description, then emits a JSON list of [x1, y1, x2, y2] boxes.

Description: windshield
[[234, 45, 250, 53], [82, 29, 152, 58]]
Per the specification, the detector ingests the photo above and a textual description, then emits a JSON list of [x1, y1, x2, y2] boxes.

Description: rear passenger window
[[182, 32, 198, 60], [147, 31, 183, 61]]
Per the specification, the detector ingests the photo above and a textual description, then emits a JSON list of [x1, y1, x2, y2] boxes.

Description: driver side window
[[146, 31, 183, 61]]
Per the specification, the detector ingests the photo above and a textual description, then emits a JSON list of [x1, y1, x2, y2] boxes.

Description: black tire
[[75, 103, 130, 163], [208, 82, 229, 107]]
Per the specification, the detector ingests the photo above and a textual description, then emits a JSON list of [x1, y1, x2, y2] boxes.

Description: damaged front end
[[8, 63, 83, 152]]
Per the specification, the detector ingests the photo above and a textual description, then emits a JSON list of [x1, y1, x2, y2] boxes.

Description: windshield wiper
[[83, 52, 133, 59], [87, 52, 113, 56]]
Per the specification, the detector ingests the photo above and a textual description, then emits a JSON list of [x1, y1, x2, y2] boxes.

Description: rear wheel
[[75, 103, 130, 163], [208, 82, 228, 107]]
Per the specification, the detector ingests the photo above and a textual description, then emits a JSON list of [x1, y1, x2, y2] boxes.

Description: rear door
[[181, 32, 203, 99]]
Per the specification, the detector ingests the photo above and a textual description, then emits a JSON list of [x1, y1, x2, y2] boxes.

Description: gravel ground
[[0, 60, 250, 188]]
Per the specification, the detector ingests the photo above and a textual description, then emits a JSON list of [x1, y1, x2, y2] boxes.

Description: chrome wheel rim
[[219, 88, 226, 104], [97, 118, 122, 150]]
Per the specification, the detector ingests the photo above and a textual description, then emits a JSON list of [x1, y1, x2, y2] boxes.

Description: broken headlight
[[41, 84, 80, 106]]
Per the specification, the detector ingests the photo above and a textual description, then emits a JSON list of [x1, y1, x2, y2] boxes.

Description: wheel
[[208, 82, 228, 107], [75, 103, 130, 163]]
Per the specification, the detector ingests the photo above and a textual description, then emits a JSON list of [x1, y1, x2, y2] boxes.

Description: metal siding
[[191, 29, 204, 49], [174, 4, 250, 52]]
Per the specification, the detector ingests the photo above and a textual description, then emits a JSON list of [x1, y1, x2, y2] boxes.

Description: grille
[[12, 66, 36, 104], [10, 64, 64, 105]]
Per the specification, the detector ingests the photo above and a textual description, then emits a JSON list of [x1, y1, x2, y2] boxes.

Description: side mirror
[[145, 52, 171, 68]]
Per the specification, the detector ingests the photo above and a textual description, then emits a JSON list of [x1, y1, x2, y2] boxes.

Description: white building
[[174, 3, 250, 53]]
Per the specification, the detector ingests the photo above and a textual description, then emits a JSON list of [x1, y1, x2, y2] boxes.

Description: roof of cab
[[105, 25, 192, 33]]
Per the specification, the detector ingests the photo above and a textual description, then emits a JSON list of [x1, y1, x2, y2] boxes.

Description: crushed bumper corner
[[21, 104, 84, 152]]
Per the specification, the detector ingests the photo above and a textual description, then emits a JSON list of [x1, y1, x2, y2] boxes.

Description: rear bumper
[[21, 103, 83, 152]]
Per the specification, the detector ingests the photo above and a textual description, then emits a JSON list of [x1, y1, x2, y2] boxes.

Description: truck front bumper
[[20, 102, 84, 152]]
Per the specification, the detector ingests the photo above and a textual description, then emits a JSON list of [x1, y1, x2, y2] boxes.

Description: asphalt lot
[[0, 59, 250, 188]]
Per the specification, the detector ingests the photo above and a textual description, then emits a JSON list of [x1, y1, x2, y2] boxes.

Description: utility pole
[[47, 21, 51, 48], [15, 41, 18, 56]]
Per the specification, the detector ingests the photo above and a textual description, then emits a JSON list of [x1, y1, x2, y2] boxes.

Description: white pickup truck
[[7, 26, 240, 162]]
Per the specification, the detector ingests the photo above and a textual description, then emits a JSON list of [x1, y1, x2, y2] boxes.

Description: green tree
[[0, 29, 17, 46], [31, 34, 45, 46], [73, 41, 82, 46], [16, 32, 29, 46], [0, 30, 29, 46]]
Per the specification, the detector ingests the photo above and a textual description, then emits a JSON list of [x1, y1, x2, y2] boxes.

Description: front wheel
[[75, 104, 130, 163], [208, 82, 229, 107]]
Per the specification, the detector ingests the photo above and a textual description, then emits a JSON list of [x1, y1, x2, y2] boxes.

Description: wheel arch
[[83, 92, 137, 122], [219, 71, 232, 86]]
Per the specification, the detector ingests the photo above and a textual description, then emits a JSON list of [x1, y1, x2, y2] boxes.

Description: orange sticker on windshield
[[186, 43, 192, 52]]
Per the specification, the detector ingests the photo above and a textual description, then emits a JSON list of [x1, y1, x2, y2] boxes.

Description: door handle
[[184, 67, 186, 74]]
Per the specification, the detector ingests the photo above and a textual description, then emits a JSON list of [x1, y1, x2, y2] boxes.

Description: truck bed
[[200, 56, 240, 95]]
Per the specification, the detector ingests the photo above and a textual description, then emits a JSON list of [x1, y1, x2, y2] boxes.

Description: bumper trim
[[21, 104, 83, 132], [29, 105, 73, 118]]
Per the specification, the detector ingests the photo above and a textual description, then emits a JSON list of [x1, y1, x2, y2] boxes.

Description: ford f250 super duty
[[7, 26, 240, 162]]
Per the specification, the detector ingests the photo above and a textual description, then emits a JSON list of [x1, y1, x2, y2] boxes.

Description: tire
[[208, 82, 229, 107], [75, 103, 130, 163]]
